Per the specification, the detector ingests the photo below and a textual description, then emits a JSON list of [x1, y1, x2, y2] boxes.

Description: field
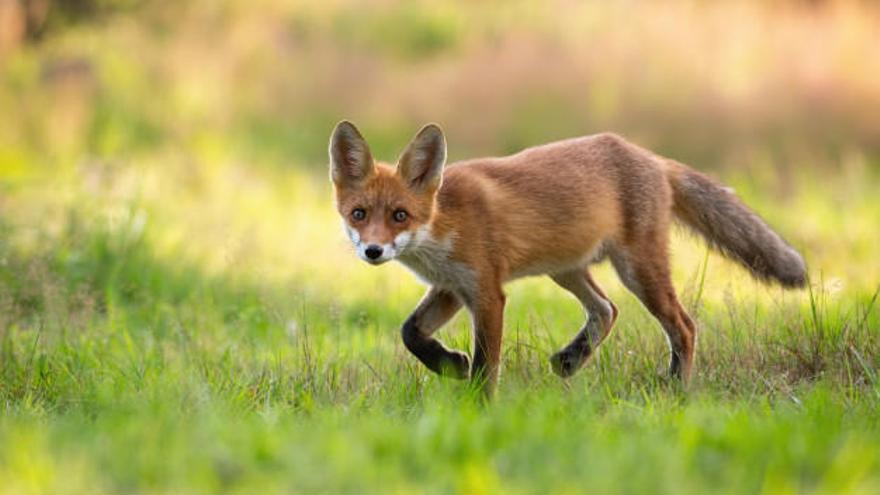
[[1, 1, 879, 493]]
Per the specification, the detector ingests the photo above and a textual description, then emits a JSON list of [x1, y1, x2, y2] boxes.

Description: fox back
[[328, 121, 806, 397]]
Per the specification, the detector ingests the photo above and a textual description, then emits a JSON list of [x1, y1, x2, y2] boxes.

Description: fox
[[329, 121, 807, 397]]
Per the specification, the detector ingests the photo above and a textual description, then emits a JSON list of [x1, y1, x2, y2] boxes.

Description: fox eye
[[351, 208, 366, 221], [392, 209, 408, 223]]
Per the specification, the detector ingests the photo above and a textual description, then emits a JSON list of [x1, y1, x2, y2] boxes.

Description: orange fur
[[330, 121, 806, 397]]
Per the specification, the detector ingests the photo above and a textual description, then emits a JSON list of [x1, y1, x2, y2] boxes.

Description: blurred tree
[[0, 0, 138, 49]]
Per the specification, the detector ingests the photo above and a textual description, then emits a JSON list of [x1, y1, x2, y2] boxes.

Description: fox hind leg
[[609, 245, 697, 382], [549, 269, 619, 378]]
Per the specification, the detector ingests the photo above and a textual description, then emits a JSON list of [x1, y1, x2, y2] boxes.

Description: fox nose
[[364, 245, 383, 260]]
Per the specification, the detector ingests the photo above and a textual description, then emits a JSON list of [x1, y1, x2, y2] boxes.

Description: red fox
[[329, 121, 806, 397]]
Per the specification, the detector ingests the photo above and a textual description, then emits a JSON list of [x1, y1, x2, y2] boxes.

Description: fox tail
[[665, 161, 807, 288]]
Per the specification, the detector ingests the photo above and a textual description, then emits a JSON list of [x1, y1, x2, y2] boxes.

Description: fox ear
[[397, 123, 446, 192], [329, 120, 374, 187]]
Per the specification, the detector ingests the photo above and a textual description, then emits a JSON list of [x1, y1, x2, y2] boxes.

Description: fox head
[[329, 121, 446, 265]]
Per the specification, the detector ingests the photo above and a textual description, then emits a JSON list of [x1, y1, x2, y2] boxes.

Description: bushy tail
[[665, 161, 807, 288]]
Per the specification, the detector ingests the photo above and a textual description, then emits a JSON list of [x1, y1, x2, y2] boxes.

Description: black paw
[[550, 349, 586, 378], [439, 351, 471, 380]]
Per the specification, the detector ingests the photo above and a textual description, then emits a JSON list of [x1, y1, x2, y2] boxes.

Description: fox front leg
[[468, 286, 506, 398], [401, 287, 470, 379]]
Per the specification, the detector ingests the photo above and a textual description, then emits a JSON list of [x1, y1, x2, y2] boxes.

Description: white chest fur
[[396, 226, 476, 295]]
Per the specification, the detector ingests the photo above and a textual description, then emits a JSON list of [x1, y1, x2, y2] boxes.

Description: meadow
[[1, 1, 879, 493]]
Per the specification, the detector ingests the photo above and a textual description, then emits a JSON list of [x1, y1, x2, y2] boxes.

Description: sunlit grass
[[1, 0, 880, 493], [1, 135, 878, 493]]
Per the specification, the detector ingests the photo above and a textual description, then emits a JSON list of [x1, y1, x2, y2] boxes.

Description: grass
[[1, 158, 878, 494], [2, 0, 880, 493]]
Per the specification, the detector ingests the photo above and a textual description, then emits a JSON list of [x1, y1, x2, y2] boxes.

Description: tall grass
[[1, 153, 878, 492], [1, 0, 879, 493]]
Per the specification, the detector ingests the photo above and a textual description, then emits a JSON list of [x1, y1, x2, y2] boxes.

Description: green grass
[[2, 1, 880, 493], [1, 160, 878, 494]]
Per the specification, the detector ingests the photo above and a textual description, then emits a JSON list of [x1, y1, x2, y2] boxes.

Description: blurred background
[[1, 2, 880, 492], [1, 0, 879, 331]]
